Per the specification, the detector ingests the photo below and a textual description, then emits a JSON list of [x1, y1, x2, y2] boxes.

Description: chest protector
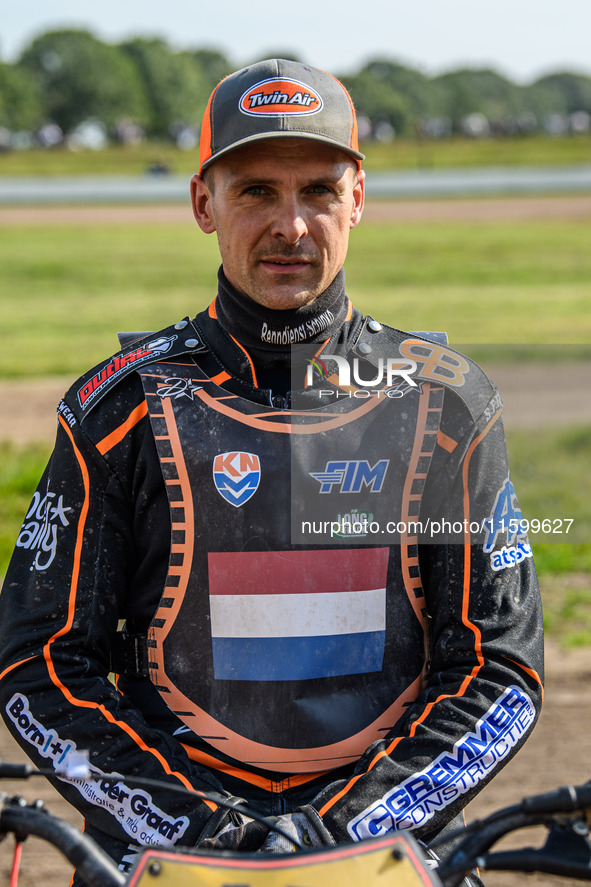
[[137, 357, 444, 774]]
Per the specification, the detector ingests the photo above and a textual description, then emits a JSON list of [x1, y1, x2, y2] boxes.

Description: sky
[[2, 0, 591, 84]]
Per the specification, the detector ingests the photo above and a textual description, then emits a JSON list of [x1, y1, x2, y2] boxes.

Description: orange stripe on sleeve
[[437, 429, 458, 453], [44, 415, 216, 809], [503, 656, 544, 701], [96, 400, 148, 455], [0, 656, 37, 683], [318, 408, 503, 819]]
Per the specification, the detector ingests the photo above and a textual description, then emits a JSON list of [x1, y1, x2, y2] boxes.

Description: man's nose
[[269, 199, 308, 243]]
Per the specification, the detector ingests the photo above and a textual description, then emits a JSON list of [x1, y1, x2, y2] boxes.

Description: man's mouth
[[260, 256, 312, 271], [264, 257, 307, 263]]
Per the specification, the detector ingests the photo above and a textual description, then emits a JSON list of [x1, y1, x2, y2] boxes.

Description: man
[[0, 59, 543, 877]]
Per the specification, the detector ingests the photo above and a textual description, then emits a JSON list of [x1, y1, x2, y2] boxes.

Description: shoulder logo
[[213, 452, 261, 507], [239, 77, 323, 117], [77, 335, 178, 410]]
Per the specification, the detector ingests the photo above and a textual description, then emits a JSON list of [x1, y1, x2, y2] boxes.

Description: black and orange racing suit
[[0, 271, 543, 872]]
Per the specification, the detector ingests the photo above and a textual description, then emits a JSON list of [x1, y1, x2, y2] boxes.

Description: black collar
[[214, 267, 350, 353]]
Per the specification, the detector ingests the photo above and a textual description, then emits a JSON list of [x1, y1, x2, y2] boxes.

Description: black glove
[[201, 810, 270, 851], [260, 806, 335, 853]]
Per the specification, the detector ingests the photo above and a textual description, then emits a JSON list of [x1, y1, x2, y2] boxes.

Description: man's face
[[191, 139, 365, 310]]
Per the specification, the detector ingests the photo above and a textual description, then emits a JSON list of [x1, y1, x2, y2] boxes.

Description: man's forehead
[[212, 137, 356, 178]]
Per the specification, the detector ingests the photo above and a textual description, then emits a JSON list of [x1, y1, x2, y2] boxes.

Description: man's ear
[[190, 173, 216, 234], [350, 169, 365, 230]]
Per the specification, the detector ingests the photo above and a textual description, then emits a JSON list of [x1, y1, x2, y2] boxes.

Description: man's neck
[[214, 267, 350, 353]]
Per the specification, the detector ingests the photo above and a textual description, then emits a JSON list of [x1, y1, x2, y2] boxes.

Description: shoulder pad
[[353, 317, 495, 420], [64, 318, 208, 422]]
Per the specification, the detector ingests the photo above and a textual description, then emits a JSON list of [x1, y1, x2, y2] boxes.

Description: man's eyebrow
[[227, 174, 276, 189], [227, 171, 346, 190]]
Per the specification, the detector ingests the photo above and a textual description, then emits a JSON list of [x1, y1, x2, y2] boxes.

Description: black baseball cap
[[199, 58, 364, 174]]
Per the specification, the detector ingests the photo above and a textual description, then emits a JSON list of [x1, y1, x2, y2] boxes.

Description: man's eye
[[309, 185, 331, 195], [244, 186, 266, 196]]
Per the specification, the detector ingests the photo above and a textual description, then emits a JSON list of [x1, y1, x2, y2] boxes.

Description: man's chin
[[255, 290, 320, 310], [247, 276, 324, 310]]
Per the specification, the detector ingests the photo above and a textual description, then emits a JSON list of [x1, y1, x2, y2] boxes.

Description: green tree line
[[1, 29, 591, 140]]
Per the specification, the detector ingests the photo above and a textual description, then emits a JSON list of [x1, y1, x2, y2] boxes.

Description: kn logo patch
[[239, 77, 323, 117], [213, 452, 261, 507]]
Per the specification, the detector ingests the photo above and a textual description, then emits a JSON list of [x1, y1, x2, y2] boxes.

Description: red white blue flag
[[208, 548, 389, 681]]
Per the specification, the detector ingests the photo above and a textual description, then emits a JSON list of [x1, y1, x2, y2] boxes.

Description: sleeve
[[306, 389, 544, 844], [0, 397, 235, 850]]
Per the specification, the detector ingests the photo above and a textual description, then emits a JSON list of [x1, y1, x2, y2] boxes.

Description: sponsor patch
[[490, 542, 533, 572], [77, 335, 178, 410], [332, 509, 374, 539], [482, 477, 533, 572], [239, 77, 323, 117], [310, 459, 389, 494], [208, 548, 389, 681], [213, 451, 261, 507], [15, 490, 72, 571], [483, 391, 503, 423], [261, 307, 334, 345], [157, 376, 202, 400], [347, 685, 536, 840], [399, 339, 470, 388], [6, 694, 189, 847], [57, 400, 77, 428]]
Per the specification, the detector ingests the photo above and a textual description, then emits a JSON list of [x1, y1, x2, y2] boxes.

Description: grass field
[[1, 134, 591, 177], [2, 213, 591, 378], [1, 425, 589, 642], [0, 199, 589, 643]]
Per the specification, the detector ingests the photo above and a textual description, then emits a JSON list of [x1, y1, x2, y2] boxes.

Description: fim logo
[[213, 452, 261, 507], [332, 510, 374, 539], [310, 460, 388, 494]]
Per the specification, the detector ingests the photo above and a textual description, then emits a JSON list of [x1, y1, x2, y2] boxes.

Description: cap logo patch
[[239, 77, 323, 117]]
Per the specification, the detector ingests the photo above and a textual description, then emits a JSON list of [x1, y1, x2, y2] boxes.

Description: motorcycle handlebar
[[0, 802, 125, 887], [521, 782, 591, 814], [2, 760, 591, 887], [438, 782, 591, 887]]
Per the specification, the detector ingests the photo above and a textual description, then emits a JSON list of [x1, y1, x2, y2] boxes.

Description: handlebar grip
[[0, 761, 36, 779], [0, 805, 126, 887], [522, 783, 591, 814]]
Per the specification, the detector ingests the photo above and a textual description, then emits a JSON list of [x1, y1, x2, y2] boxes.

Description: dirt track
[[2, 360, 590, 448], [1, 195, 590, 886], [3, 194, 591, 227]]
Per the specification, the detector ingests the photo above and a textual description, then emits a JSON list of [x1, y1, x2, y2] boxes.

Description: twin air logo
[[347, 685, 536, 840], [213, 452, 261, 507], [240, 77, 323, 117], [310, 460, 389, 494]]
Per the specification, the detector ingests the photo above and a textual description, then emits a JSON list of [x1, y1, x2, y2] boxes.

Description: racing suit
[[0, 269, 544, 872]]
